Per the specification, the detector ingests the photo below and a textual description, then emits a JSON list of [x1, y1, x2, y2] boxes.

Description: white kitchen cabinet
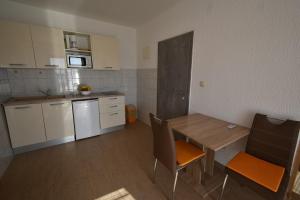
[[31, 25, 66, 68], [99, 96, 125, 129], [100, 111, 126, 129], [91, 34, 120, 70], [42, 101, 74, 141], [99, 96, 124, 105], [0, 20, 35, 68], [5, 104, 46, 148]]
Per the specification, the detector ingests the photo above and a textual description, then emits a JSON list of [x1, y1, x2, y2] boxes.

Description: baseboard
[[13, 135, 75, 154]]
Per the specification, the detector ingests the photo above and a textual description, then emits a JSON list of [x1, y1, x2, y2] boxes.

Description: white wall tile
[[3, 68, 137, 105], [7, 69, 22, 79]]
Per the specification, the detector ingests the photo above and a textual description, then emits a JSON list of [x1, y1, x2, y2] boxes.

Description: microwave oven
[[66, 53, 92, 68]]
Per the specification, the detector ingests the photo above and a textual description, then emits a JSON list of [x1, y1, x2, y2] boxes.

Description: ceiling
[[10, 0, 181, 27]]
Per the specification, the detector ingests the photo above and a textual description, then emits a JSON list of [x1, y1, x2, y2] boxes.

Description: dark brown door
[[157, 31, 193, 120]]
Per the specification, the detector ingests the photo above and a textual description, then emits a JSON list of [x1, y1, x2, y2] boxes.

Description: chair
[[219, 113, 300, 200], [149, 113, 206, 200]]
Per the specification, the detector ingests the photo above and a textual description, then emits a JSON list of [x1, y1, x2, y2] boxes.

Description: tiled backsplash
[[0, 68, 137, 105], [137, 68, 157, 124]]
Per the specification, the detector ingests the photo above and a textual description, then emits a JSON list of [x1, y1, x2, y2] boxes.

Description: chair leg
[[153, 158, 158, 183], [199, 158, 205, 185], [172, 171, 179, 200], [218, 174, 229, 200]]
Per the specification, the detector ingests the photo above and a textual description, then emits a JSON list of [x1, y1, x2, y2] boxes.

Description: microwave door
[[67, 55, 92, 68], [69, 57, 82, 68], [70, 57, 81, 66]]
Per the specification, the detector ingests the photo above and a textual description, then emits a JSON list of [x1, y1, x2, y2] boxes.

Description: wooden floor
[[0, 121, 264, 200]]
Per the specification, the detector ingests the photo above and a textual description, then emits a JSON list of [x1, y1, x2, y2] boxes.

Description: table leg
[[205, 149, 215, 176]]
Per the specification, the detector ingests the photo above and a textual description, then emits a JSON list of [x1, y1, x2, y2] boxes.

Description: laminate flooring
[[0, 121, 265, 200]]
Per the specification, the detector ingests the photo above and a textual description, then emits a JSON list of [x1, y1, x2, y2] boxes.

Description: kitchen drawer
[[99, 96, 124, 106], [100, 110, 125, 129], [99, 102, 124, 113]]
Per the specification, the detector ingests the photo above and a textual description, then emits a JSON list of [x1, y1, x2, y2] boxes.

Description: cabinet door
[[0, 20, 35, 68], [91, 34, 120, 70], [42, 101, 74, 141], [31, 25, 66, 68], [5, 104, 46, 148]]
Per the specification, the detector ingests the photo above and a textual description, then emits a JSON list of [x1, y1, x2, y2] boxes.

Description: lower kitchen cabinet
[[42, 101, 74, 141], [4, 95, 126, 151], [5, 104, 46, 148], [99, 96, 125, 129], [100, 111, 125, 129]]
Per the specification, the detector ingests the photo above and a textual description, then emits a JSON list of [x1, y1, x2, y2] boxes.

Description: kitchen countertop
[[2, 91, 125, 106]]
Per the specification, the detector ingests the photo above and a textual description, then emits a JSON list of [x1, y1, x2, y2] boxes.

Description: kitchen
[[0, 19, 137, 153]]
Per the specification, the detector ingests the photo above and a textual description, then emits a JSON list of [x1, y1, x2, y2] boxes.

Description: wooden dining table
[[168, 113, 250, 176]]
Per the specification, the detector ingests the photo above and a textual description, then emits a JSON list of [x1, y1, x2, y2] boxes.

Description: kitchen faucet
[[39, 89, 51, 96]]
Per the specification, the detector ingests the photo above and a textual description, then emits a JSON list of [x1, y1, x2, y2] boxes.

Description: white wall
[[0, 0, 137, 69], [137, 0, 300, 126], [137, 0, 300, 164]]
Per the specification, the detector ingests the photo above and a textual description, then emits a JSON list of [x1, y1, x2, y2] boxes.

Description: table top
[[168, 113, 250, 151]]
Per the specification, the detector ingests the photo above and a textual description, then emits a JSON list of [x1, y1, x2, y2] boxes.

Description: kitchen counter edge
[[2, 92, 125, 106]]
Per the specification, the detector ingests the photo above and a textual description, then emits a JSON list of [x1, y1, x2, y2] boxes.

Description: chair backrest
[[246, 113, 300, 174], [149, 113, 177, 175]]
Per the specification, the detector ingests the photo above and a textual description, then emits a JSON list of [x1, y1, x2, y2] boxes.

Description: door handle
[[181, 96, 185, 100], [9, 64, 26, 67]]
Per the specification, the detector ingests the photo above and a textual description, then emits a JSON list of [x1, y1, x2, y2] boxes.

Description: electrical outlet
[[199, 81, 205, 87]]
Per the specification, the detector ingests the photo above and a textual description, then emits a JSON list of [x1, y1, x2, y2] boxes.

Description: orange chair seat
[[175, 140, 205, 167], [227, 152, 285, 192]]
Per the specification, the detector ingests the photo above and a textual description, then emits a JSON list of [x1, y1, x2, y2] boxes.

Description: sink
[[45, 95, 66, 99], [100, 91, 121, 95]]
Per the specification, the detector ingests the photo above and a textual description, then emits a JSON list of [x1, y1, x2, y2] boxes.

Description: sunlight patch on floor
[[293, 171, 300, 194], [95, 188, 135, 200]]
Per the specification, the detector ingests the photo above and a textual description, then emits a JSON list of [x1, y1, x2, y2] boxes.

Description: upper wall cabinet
[[31, 25, 66, 68], [0, 20, 35, 68], [91, 35, 120, 70]]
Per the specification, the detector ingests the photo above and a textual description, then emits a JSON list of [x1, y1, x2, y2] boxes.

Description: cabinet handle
[[109, 98, 118, 100], [9, 64, 26, 66], [104, 67, 113, 69], [110, 113, 119, 116], [50, 103, 65, 106], [110, 105, 118, 108], [45, 64, 59, 67], [15, 106, 30, 109]]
